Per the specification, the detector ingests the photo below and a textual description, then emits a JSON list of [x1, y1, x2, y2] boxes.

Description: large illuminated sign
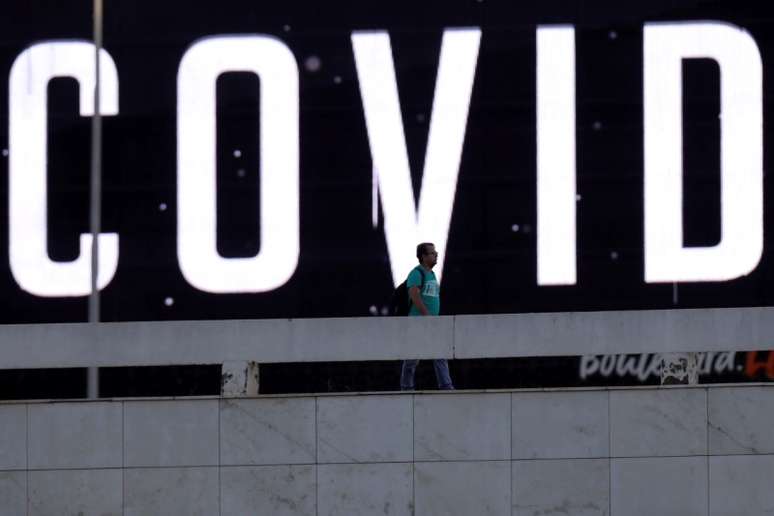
[[177, 35, 300, 293], [536, 26, 576, 286], [8, 42, 119, 297], [643, 22, 763, 282], [352, 28, 480, 285], [3, 21, 765, 299]]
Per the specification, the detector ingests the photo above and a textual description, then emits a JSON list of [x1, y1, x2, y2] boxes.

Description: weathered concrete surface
[[611, 457, 708, 516], [511, 390, 609, 459], [610, 388, 707, 457], [28, 402, 122, 469], [221, 360, 260, 396], [453, 306, 774, 359], [124, 399, 219, 468], [3, 306, 774, 369], [512, 459, 609, 516], [661, 352, 700, 384], [1, 385, 773, 515], [220, 398, 316, 466], [0, 315, 454, 368]]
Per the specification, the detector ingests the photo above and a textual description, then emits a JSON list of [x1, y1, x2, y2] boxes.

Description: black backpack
[[389, 267, 426, 316]]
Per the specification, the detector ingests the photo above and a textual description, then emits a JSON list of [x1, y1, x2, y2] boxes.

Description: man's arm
[[408, 286, 430, 315]]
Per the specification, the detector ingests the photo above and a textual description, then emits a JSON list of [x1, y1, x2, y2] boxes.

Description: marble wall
[[0, 384, 772, 515]]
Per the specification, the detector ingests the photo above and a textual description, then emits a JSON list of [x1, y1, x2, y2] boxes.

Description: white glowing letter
[[8, 41, 119, 297], [352, 28, 480, 285], [177, 36, 299, 293], [644, 22, 763, 282], [537, 26, 576, 285]]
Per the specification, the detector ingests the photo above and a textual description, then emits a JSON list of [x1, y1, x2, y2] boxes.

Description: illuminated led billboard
[[0, 1, 772, 322]]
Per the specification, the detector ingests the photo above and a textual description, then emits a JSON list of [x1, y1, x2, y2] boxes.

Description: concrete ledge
[[453, 306, 774, 358], [2, 306, 774, 369], [0, 316, 454, 369]]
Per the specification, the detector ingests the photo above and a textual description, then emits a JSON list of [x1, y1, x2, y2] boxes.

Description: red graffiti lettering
[[744, 351, 774, 379]]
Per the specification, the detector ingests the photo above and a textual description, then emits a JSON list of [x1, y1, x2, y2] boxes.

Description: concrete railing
[[1, 384, 772, 515], [2, 306, 774, 369]]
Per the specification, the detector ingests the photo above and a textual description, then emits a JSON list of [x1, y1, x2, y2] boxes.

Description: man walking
[[400, 243, 454, 390]]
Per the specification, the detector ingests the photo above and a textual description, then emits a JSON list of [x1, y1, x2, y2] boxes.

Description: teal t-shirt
[[407, 266, 440, 316]]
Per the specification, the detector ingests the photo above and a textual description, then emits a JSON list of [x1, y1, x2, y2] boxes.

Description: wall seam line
[[608, 389, 612, 516], [8, 452, 741, 472], [706, 387, 710, 516], [121, 401, 125, 516], [218, 399, 222, 516], [509, 392, 513, 515], [25, 403, 29, 516], [315, 396, 319, 516], [412, 393, 416, 516]]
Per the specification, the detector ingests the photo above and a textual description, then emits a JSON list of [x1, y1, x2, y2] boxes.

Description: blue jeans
[[400, 359, 454, 390]]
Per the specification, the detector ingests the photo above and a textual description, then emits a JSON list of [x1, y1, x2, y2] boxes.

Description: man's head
[[416, 242, 438, 268]]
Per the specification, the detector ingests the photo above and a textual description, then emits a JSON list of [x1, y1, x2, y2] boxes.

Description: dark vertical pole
[[88, 0, 104, 399]]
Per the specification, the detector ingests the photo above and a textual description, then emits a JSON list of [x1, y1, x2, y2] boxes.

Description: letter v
[[352, 28, 481, 286]]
